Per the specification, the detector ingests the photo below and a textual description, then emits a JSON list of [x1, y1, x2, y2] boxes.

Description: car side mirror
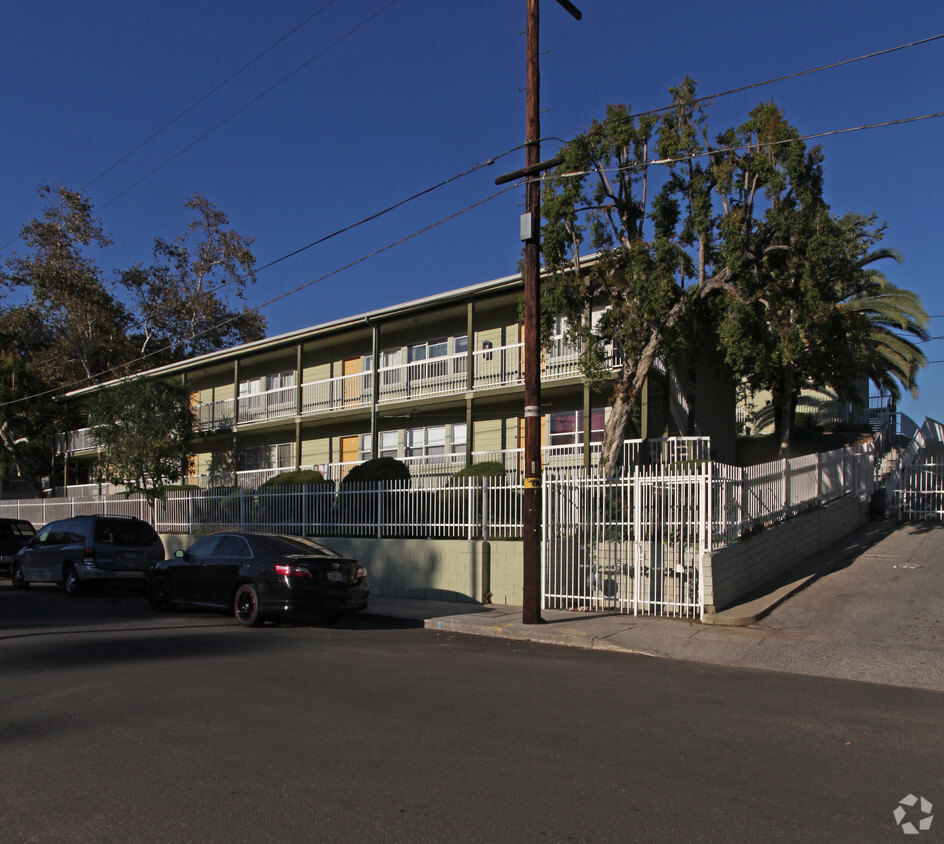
[[175, 549, 186, 558]]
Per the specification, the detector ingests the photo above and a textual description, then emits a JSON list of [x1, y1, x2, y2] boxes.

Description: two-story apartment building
[[56, 265, 738, 492]]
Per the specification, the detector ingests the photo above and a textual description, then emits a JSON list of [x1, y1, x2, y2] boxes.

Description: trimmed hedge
[[342, 457, 411, 484], [260, 469, 328, 488], [453, 461, 506, 480]]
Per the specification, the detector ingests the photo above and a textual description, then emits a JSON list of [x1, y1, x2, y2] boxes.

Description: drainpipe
[[295, 343, 303, 470], [369, 319, 380, 459], [232, 359, 240, 485], [466, 302, 474, 467]]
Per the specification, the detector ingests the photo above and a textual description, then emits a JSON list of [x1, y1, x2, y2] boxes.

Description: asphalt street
[[0, 583, 941, 843]]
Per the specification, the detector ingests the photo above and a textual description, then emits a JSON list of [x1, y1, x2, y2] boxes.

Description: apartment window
[[409, 336, 467, 361], [407, 426, 444, 457], [360, 431, 398, 460], [239, 371, 295, 396], [405, 424, 466, 459], [238, 442, 293, 471], [548, 410, 605, 446]]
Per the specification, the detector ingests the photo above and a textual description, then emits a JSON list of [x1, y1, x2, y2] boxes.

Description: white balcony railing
[[63, 341, 623, 448], [194, 341, 585, 430], [55, 427, 98, 455], [196, 397, 236, 431]]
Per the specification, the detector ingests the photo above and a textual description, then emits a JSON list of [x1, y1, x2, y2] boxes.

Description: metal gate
[[543, 465, 710, 618]]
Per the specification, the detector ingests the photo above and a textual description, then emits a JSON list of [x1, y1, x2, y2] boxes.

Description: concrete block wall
[[312, 537, 524, 605], [485, 541, 524, 605], [702, 495, 868, 613], [157, 533, 525, 606]]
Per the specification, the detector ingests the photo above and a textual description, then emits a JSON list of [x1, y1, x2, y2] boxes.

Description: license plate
[[123, 551, 140, 560], [326, 570, 343, 582]]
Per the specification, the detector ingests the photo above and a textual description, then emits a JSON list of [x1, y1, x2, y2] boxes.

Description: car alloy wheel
[[234, 584, 264, 627], [146, 577, 173, 612]]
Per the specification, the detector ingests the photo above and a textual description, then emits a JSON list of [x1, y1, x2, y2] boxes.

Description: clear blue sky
[[3, 0, 943, 422]]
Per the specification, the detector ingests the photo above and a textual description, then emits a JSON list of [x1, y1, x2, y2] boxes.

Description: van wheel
[[11, 563, 28, 589], [64, 564, 82, 597], [234, 584, 264, 627]]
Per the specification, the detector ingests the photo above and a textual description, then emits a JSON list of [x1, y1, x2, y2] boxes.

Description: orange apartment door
[[340, 435, 359, 472], [342, 357, 362, 406]]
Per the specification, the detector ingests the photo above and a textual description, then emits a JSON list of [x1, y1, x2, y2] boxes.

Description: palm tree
[[841, 276, 928, 402], [835, 217, 928, 403]]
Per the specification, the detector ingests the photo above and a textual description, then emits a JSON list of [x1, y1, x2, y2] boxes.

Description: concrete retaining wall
[[702, 495, 868, 613], [161, 493, 866, 614], [157, 533, 524, 606]]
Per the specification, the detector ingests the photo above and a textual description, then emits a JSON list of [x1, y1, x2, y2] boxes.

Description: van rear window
[[94, 519, 158, 546]]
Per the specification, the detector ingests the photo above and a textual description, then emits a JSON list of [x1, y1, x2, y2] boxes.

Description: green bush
[[337, 458, 410, 537], [453, 461, 506, 480], [259, 470, 333, 531], [261, 469, 327, 488]]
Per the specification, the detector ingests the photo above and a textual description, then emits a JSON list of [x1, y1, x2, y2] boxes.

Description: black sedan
[[146, 533, 368, 627]]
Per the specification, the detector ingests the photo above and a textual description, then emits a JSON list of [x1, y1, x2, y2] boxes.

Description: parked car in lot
[[12, 515, 165, 595], [0, 518, 36, 577], [146, 532, 369, 627]]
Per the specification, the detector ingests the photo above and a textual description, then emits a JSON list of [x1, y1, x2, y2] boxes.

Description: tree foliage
[[3, 185, 136, 385], [88, 378, 196, 506], [122, 193, 266, 362], [541, 81, 926, 467], [0, 185, 264, 491]]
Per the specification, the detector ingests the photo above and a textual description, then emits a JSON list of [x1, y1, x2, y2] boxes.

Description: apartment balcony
[[57, 343, 619, 450], [193, 342, 616, 434], [55, 427, 98, 456]]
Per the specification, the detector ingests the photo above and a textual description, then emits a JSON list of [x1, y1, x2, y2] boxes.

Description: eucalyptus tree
[[1, 185, 135, 490], [122, 193, 265, 363], [542, 80, 730, 473], [3, 184, 135, 385], [541, 80, 926, 467]]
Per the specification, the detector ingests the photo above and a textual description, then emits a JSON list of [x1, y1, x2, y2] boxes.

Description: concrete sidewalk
[[364, 518, 944, 691]]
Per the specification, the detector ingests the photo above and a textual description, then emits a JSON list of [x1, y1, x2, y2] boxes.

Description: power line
[[6, 101, 940, 406], [4, 143, 520, 379], [96, 0, 401, 214], [544, 33, 944, 149], [80, 1, 341, 193], [0, 184, 516, 409], [541, 110, 944, 183], [0, 0, 399, 254], [4, 31, 942, 402]]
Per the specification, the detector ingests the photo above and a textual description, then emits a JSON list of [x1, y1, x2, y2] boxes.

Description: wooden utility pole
[[521, 0, 543, 625], [516, 0, 581, 625]]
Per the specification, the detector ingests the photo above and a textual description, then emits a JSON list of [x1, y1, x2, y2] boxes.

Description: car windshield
[[256, 535, 339, 558], [94, 519, 158, 546]]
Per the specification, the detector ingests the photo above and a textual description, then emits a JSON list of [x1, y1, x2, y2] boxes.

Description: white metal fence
[[543, 464, 710, 619], [1, 442, 875, 618], [712, 445, 874, 546], [897, 461, 944, 520]]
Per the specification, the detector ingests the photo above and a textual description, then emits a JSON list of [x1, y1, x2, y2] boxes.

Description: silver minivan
[[12, 515, 164, 595]]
